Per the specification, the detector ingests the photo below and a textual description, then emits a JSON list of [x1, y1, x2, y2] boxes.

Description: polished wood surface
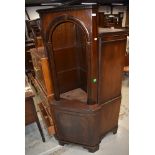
[[51, 97, 120, 152], [98, 31, 127, 103], [37, 5, 98, 103], [37, 5, 127, 152], [52, 22, 87, 93], [41, 57, 54, 97]]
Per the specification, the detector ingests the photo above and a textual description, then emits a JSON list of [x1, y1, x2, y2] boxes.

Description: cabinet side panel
[[99, 34, 126, 103]]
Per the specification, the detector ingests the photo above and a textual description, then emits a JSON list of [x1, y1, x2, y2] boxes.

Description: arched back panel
[[45, 15, 91, 101]]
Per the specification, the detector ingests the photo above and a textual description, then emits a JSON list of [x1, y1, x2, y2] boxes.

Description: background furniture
[[25, 0, 129, 7], [37, 5, 128, 152], [26, 19, 43, 48], [30, 47, 55, 135], [25, 12, 55, 136], [25, 78, 45, 142], [25, 20, 35, 77], [25, 39, 35, 77], [98, 12, 124, 28]]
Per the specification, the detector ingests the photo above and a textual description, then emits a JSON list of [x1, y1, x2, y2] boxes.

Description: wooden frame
[[44, 15, 94, 104], [37, 5, 128, 152]]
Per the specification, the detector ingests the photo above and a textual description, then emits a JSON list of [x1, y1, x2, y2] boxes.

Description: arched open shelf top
[[45, 15, 92, 103], [45, 15, 90, 43]]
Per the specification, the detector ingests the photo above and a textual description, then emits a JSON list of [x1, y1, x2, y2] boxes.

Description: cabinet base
[[112, 125, 118, 134], [58, 140, 99, 153], [57, 126, 118, 153], [83, 144, 99, 153], [52, 98, 121, 153]]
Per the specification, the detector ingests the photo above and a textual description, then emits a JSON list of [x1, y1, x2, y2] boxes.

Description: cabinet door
[[98, 32, 127, 103]]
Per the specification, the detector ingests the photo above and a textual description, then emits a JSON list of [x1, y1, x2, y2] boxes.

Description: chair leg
[[36, 119, 45, 142]]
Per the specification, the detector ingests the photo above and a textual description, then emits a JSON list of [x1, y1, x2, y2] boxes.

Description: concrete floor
[[25, 77, 129, 155]]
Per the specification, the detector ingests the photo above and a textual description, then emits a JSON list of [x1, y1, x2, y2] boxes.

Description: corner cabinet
[[37, 5, 128, 152]]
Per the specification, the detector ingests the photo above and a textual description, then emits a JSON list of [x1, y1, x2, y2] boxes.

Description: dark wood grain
[[38, 5, 127, 152], [98, 31, 127, 103], [51, 97, 121, 152], [38, 5, 98, 103]]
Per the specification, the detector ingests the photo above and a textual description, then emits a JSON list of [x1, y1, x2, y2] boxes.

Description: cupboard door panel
[[99, 35, 126, 103]]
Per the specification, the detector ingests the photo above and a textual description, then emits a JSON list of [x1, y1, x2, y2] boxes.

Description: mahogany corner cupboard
[[37, 5, 128, 152]]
